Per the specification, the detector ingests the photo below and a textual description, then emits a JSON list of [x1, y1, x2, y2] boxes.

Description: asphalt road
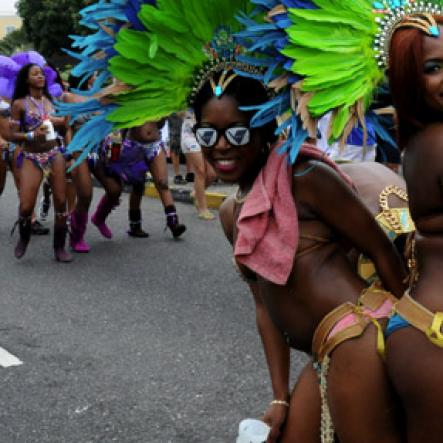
[[0, 177, 306, 443]]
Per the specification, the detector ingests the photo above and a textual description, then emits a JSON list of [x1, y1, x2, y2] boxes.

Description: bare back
[[340, 162, 408, 215]]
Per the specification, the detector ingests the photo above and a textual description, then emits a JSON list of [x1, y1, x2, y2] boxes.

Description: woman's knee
[[19, 203, 34, 217], [76, 187, 93, 204], [154, 178, 169, 191], [106, 188, 122, 202], [53, 197, 67, 213]]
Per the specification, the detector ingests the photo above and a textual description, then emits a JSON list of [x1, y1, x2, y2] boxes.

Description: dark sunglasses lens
[[225, 127, 250, 146], [195, 127, 218, 147]]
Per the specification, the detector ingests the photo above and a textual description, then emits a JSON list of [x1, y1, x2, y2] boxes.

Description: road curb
[[144, 183, 228, 210]]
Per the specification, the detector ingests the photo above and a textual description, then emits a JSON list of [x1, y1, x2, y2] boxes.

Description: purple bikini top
[[21, 96, 52, 132]]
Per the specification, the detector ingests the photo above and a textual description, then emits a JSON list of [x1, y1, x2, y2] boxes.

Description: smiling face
[[422, 26, 443, 113], [199, 95, 264, 185], [27, 65, 45, 90]]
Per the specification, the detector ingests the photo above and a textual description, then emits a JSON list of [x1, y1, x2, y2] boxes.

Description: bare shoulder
[[408, 123, 443, 158], [10, 99, 25, 119], [404, 123, 443, 186], [11, 98, 24, 110], [292, 159, 348, 196], [219, 196, 235, 245]]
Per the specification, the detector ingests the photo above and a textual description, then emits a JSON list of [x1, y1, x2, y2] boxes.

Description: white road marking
[[0, 347, 22, 367]]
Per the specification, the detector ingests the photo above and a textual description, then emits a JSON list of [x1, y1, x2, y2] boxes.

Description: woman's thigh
[[11, 147, 22, 190], [387, 327, 443, 443], [150, 150, 168, 181], [327, 326, 402, 443], [49, 154, 67, 211], [19, 158, 42, 214], [93, 161, 122, 199], [280, 363, 321, 443], [71, 159, 93, 199]]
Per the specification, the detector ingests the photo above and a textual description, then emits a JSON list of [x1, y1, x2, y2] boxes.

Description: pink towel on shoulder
[[234, 142, 352, 285]]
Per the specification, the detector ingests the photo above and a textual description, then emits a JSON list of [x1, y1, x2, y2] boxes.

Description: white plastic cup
[[42, 119, 56, 141], [236, 419, 271, 443]]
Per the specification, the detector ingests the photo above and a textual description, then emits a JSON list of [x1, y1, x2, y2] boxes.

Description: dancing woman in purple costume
[[91, 119, 186, 239], [10, 64, 72, 262], [62, 73, 95, 253]]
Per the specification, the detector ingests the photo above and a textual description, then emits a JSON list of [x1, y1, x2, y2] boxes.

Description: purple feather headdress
[[0, 50, 63, 100]]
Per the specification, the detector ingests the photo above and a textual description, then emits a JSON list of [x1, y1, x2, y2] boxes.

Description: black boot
[[127, 209, 149, 238], [165, 205, 186, 238], [13, 216, 32, 259], [185, 172, 194, 183], [53, 217, 73, 263]]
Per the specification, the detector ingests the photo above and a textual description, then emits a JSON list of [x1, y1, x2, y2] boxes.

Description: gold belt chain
[[379, 185, 408, 233]]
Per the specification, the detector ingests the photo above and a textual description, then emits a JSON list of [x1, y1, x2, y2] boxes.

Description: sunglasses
[[193, 124, 251, 148]]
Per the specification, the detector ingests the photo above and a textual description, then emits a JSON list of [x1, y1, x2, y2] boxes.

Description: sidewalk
[[144, 164, 236, 209]]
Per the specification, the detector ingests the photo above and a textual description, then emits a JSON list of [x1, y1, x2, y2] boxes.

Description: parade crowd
[[0, 60, 224, 262]]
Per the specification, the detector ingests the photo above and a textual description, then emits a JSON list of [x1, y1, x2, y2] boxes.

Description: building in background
[[0, 13, 22, 39]]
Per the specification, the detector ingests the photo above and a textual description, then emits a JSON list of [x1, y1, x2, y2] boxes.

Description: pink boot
[[91, 195, 118, 239], [54, 223, 73, 263], [69, 210, 90, 253]]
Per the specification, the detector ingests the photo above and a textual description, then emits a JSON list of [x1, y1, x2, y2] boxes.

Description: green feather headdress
[[58, 0, 255, 161], [237, 0, 443, 163]]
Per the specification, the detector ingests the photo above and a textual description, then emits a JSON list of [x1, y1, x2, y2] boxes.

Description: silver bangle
[[271, 399, 290, 408]]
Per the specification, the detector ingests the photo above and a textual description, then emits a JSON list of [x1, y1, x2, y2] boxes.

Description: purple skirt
[[104, 138, 162, 185]]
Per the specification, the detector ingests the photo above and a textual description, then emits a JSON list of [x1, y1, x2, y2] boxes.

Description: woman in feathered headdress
[[237, 0, 443, 441], [192, 66, 409, 443], [60, 1, 411, 441], [384, 10, 443, 442]]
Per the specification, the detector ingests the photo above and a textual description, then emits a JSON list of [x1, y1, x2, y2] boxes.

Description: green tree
[[0, 27, 31, 56], [17, 0, 89, 58]]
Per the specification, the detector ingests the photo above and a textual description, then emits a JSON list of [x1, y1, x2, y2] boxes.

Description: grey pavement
[[0, 177, 306, 443]]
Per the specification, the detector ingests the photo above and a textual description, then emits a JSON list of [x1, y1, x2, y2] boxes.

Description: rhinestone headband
[[188, 59, 262, 106], [187, 25, 263, 105], [373, 1, 443, 68]]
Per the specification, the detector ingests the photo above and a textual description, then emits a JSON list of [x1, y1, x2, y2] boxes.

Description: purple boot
[[13, 216, 32, 259], [54, 223, 73, 263], [91, 195, 118, 239], [69, 210, 90, 253]]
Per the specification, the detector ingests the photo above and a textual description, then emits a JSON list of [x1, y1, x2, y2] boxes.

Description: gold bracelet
[[271, 399, 290, 408]]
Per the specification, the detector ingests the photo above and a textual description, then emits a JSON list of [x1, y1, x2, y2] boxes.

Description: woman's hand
[[49, 115, 68, 135], [263, 402, 289, 443], [33, 124, 48, 143]]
